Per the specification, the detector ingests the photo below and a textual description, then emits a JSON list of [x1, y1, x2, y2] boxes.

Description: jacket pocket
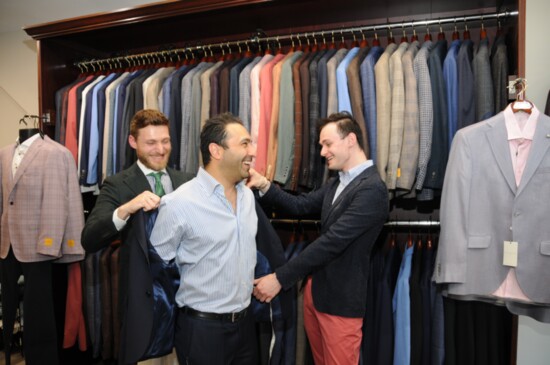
[[540, 241, 550, 256], [468, 235, 491, 249]]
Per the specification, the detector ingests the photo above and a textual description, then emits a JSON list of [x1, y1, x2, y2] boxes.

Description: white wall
[[516, 1, 550, 364], [0, 30, 38, 148]]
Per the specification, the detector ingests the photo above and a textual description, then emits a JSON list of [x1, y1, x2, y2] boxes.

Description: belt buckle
[[231, 312, 236, 323]]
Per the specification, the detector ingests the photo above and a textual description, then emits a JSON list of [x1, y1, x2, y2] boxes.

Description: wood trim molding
[[24, 0, 273, 40], [517, 0, 525, 78]]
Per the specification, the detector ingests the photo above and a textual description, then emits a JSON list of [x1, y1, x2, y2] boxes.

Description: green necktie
[[149, 172, 166, 197]]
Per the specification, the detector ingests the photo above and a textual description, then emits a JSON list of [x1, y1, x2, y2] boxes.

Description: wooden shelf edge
[[24, 0, 274, 40]]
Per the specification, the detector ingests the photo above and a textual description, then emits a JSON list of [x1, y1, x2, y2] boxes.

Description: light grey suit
[[473, 38, 494, 122], [434, 109, 550, 322]]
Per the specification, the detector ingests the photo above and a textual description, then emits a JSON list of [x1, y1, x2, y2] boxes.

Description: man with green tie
[[81, 109, 193, 360], [82, 108, 193, 253]]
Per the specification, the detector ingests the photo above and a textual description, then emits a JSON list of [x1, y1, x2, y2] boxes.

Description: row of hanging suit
[[54, 28, 510, 199], [363, 231, 513, 365]]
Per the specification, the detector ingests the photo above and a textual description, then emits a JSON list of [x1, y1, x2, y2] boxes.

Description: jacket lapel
[[517, 113, 550, 197], [322, 167, 372, 225], [486, 117, 517, 194], [123, 163, 152, 197]]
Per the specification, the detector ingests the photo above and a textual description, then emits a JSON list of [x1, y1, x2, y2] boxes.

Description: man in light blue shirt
[[151, 113, 258, 365]]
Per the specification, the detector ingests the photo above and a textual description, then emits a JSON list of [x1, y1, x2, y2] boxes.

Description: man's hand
[[117, 191, 161, 220], [246, 168, 271, 194], [253, 273, 282, 303]]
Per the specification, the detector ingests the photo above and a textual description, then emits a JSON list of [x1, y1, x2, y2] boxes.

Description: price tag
[[503, 241, 518, 267]]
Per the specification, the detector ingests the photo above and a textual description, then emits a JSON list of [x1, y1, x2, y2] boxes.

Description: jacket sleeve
[[81, 176, 124, 253]]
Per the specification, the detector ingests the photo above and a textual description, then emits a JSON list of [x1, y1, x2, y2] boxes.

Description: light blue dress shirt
[[332, 160, 373, 203], [87, 72, 118, 184], [336, 47, 359, 114], [360, 46, 383, 163], [150, 167, 258, 313], [393, 245, 414, 365]]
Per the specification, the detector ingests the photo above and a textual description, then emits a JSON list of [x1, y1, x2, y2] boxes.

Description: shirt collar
[[197, 167, 245, 196], [137, 159, 167, 176], [503, 103, 539, 141], [338, 160, 373, 186]]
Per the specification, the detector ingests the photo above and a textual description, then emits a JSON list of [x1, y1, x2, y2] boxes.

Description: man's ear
[[128, 134, 137, 149], [209, 142, 223, 161], [347, 132, 358, 147]]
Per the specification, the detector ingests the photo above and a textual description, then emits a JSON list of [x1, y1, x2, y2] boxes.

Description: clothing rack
[[270, 219, 440, 227], [384, 220, 440, 227], [75, 10, 518, 71]]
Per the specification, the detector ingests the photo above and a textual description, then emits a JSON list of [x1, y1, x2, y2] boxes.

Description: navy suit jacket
[[261, 166, 388, 317]]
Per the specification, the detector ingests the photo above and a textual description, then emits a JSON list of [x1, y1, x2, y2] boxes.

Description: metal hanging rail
[[269, 219, 440, 227], [75, 10, 518, 71]]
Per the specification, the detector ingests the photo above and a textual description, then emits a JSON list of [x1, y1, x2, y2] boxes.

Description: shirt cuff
[[113, 208, 129, 231]]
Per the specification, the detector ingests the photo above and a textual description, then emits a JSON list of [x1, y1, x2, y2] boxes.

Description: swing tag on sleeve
[[503, 241, 518, 267]]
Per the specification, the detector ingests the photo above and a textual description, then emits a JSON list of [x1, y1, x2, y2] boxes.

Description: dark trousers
[[0, 249, 58, 365], [175, 307, 258, 365]]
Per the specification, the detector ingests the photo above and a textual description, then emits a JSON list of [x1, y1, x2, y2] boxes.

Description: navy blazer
[[261, 165, 389, 317]]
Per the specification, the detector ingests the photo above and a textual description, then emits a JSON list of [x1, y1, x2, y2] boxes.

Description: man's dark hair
[[129, 109, 170, 139], [200, 113, 245, 166], [317, 111, 365, 151]]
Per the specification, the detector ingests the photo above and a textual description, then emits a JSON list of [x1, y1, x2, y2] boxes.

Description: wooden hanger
[[510, 78, 533, 114], [400, 22, 408, 43], [437, 20, 446, 41], [452, 20, 460, 40], [411, 26, 418, 42], [338, 30, 347, 49], [359, 29, 369, 47], [480, 17, 487, 40], [424, 23, 432, 41], [387, 26, 395, 44], [463, 19, 471, 40], [373, 29, 380, 47]]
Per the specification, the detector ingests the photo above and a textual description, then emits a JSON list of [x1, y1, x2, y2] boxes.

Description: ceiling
[[0, 0, 163, 35]]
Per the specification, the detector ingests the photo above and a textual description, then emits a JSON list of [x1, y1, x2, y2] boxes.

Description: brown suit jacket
[[0, 135, 84, 263]]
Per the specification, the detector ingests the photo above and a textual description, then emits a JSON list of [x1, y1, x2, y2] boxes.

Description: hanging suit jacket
[[434, 109, 550, 322], [0, 135, 85, 263]]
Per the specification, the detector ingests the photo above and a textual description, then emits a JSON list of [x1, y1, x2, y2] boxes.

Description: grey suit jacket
[[434, 109, 550, 320], [474, 37, 494, 121], [275, 51, 304, 185], [491, 35, 509, 115], [397, 41, 420, 191]]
